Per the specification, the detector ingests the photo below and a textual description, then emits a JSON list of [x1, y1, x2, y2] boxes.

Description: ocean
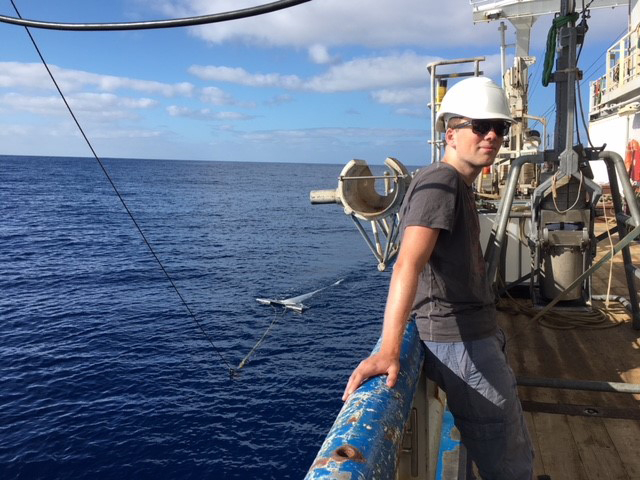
[[0, 155, 392, 479]]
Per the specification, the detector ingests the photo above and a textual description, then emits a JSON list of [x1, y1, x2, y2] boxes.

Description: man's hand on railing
[[341, 351, 400, 401]]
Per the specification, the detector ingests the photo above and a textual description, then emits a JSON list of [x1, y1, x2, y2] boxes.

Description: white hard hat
[[435, 76, 513, 132]]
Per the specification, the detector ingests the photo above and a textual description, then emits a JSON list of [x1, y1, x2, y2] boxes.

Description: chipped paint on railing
[[435, 409, 464, 479], [304, 321, 424, 480]]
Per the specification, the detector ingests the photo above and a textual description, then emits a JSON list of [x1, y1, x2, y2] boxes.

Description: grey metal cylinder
[[310, 189, 339, 205], [540, 246, 583, 300]]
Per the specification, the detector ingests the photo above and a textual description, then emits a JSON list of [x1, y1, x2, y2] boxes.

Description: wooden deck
[[499, 221, 640, 479]]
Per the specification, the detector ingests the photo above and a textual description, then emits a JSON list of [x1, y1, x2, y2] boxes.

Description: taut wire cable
[[10, 0, 234, 375], [236, 307, 288, 371]]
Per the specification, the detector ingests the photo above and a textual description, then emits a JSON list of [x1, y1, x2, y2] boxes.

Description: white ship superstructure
[[589, 0, 640, 187]]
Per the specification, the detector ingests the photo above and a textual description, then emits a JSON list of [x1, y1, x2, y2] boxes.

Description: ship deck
[[499, 221, 640, 480]]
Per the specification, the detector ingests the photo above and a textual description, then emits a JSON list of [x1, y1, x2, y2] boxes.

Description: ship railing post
[[485, 154, 539, 285], [600, 150, 640, 329]]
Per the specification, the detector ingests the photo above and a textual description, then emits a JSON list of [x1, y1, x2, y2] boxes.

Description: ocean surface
[[0, 155, 392, 479]]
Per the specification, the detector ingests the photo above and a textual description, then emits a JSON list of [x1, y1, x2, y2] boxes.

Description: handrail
[[304, 321, 425, 479], [591, 22, 639, 109]]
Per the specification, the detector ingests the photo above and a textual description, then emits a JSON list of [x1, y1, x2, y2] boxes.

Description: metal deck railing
[[591, 23, 640, 111]]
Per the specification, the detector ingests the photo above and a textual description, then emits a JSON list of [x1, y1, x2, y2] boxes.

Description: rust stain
[[442, 448, 463, 478], [384, 425, 400, 442], [331, 444, 366, 463], [310, 457, 331, 470]]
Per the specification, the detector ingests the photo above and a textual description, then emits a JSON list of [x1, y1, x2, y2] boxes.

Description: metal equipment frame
[[483, 0, 640, 329]]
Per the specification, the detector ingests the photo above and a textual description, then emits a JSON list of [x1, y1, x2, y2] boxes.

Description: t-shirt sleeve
[[401, 165, 457, 232]]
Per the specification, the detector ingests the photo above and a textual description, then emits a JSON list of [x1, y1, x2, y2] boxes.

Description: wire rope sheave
[[337, 158, 411, 222], [0, 0, 312, 31], [310, 157, 412, 271], [339, 158, 411, 271]]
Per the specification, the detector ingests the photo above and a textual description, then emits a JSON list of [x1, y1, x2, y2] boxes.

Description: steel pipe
[[485, 155, 533, 284], [517, 376, 640, 394], [600, 150, 640, 329]]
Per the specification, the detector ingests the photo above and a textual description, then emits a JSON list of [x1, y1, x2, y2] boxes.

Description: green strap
[[542, 13, 580, 87]]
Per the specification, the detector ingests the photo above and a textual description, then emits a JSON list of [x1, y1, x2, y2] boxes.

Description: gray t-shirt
[[399, 162, 497, 342]]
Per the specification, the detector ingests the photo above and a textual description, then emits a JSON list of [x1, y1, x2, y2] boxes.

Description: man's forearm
[[379, 261, 420, 357]]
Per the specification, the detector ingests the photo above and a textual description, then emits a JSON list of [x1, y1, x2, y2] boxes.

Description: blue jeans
[[424, 329, 533, 480]]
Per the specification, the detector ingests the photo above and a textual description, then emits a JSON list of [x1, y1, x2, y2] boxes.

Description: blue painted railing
[[305, 321, 425, 479]]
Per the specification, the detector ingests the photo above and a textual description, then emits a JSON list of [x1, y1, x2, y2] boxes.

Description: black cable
[[235, 307, 288, 371], [529, 27, 627, 131], [1, 0, 311, 31], [574, 23, 586, 145], [575, 95, 582, 145], [10, 0, 235, 375], [576, 76, 596, 148]]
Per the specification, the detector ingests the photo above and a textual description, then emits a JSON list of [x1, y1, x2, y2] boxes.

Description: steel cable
[[10, 0, 235, 375], [0, 0, 312, 31]]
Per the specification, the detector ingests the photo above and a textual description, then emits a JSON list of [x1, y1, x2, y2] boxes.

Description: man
[[342, 77, 533, 479]]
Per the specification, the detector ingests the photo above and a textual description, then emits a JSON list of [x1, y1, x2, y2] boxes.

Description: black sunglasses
[[451, 119, 510, 137]]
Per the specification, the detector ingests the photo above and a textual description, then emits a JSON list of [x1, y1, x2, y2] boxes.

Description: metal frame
[[427, 58, 485, 162], [485, 0, 640, 328]]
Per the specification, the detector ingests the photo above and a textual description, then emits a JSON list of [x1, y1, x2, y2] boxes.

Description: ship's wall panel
[[588, 114, 633, 185], [632, 0, 640, 30]]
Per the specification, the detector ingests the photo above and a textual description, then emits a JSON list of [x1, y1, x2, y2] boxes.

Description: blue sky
[[0, 0, 628, 165]]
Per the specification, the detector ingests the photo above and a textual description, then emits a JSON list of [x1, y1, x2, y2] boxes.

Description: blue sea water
[[0, 156, 392, 479]]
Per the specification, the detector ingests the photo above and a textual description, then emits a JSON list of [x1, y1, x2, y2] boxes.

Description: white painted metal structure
[[469, 0, 629, 142], [589, 0, 640, 185]]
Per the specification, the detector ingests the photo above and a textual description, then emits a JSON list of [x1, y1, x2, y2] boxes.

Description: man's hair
[[446, 116, 465, 130]]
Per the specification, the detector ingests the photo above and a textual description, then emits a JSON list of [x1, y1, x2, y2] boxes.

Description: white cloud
[[1, 92, 156, 119], [167, 105, 254, 120], [189, 65, 303, 88], [190, 52, 440, 93], [265, 94, 294, 106], [200, 86, 234, 105], [148, 0, 627, 53], [85, 128, 164, 139], [168, 105, 202, 118], [372, 87, 429, 105], [189, 52, 504, 97], [0, 124, 34, 137], [0, 93, 67, 116], [0, 63, 51, 89], [305, 52, 437, 92], [215, 111, 253, 120], [70, 93, 158, 110], [308, 44, 336, 64], [149, 0, 487, 48], [0, 62, 195, 97], [199, 86, 256, 108], [239, 126, 425, 143]]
